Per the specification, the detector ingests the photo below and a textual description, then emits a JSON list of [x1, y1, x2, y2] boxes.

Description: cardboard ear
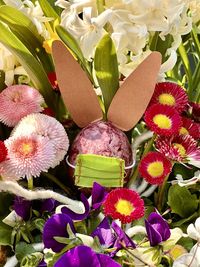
[[52, 40, 103, 128], [107, 52, 162, 131]]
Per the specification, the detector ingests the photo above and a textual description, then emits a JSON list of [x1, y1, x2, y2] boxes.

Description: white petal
[[187, 223, 200, 241]]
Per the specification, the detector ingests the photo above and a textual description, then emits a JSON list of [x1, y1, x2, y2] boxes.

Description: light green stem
[[42, 172, 72, 195], [128, 134, 157, 187], [27, 176, 33, 190]]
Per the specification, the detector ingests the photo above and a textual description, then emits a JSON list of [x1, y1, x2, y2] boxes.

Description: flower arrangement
[[0, 1, 199, 267]]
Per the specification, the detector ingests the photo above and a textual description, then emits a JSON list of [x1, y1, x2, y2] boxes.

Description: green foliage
[[38, 0, 60, 24], [0, 70, 6, 91], [20, 252, 43, 267], [168, 185, 198, 218], [94, 34, 119, 113], [0, 21, 56, 111], [15, 242, 36, 262], [0, 222, 12, 246]]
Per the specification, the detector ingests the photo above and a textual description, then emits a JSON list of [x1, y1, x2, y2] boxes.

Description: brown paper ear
[[52, 40, 103, 127], [107, 52, 162, 131]]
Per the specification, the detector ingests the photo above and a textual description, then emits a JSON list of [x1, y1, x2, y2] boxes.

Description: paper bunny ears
[[52, 40, 161, 131]]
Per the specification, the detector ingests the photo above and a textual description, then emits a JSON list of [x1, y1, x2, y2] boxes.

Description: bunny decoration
[[52, 41, 161, 189]]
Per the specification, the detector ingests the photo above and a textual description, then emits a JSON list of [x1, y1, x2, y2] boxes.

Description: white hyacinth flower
[[187, 217, 200, 241]]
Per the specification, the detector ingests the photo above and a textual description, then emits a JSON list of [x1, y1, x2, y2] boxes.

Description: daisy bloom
[[189, 101, 200, 122], [139, 152, 172, 185], [0, 141, 8, 163], [179, 117, 200, 140], [144, 104, 182, 136], [156, 134, 200, 168], [0, 85, 44, 127], [12, 113, 69, 168], [3, 135, 55, 178], [149, 82, 188, 113], [103, 188, 144, 224]]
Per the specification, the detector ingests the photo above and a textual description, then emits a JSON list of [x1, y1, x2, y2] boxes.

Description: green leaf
[[16, 242, 36, 261], [0, 222, 12, 246], [55, 25, 86, 65], [0, 22, 56, 111], [38, 0, 60, 23], [20, 252, 43, 267], [94, 34, 119, 113], [168, 185, 198, 218], [172, 212, 198, 227], [0, 5, 53, 73]]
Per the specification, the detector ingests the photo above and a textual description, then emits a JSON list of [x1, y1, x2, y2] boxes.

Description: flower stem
[[42, 172, 72, 195], [27, 176, 33, 190], [128, 134, 156, 187], [156, 173, 170, 211]]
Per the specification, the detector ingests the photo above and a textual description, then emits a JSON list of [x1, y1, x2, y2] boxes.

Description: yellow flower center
[[158, 93, 175, 106], [179, 127, 189, 135], [14, 139, 37, 158], [173, 143, 186, 157], [21, 143, 34, 156], [147, 161, 164, 177], [153, 114, 172, 129], [115, 199, 134, 216]]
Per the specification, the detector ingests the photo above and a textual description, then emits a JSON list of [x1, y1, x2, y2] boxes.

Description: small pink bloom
[[0, 85, 44, 127]]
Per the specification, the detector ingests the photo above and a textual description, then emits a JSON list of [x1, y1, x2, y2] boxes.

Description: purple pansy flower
[[91, 182, 108, 209], [42, 213, 75, 253], [13, 196, 32, 220], [61, 182, 107, 220], [54, 245, 121, 267], [37, 259, 47, 267], [92, 218, 136, 256], [145, 212, 171, 246], [40, 198, 58, 214]]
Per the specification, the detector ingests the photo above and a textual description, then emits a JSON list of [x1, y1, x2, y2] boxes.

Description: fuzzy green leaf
[[168, 185, 198, 218], [0, 22, 56, 111], [94, 34, 119, 113], [16, 242, 36, 261]]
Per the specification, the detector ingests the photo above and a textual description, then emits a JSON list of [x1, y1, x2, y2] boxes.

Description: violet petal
[[145, 219, 162, 246], [91, 182, 107, 210], [42, 213, 75, 253], [40, 198, 58, 213], [13, 196, 31, 220], [54, 245, 101, 267], [61, 193, 90, 220], [97, 253, 122, 267], [147, 212, 171, 242], [91, 217, 114, 247]]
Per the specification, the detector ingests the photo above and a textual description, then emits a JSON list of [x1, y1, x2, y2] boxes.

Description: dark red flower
[[0, 141, 8, 163]]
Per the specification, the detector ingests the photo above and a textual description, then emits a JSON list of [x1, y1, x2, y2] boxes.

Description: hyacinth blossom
[[156, 134, 200, 168], [139, 152, 172, 185], [144, 104, 182, 136], [11, 113, 69, 168], [0, 85, 44, 127], [54, 245, 121, 267], [103, 188, 144, 224], [145, 212, 171, 246], [149, 82, 188, 113]]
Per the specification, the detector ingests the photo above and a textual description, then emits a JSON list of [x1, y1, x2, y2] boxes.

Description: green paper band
[[74, 154, 125, 188]]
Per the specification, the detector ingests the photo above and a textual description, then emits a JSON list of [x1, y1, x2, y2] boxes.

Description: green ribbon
[[74, 154, 125, 188]]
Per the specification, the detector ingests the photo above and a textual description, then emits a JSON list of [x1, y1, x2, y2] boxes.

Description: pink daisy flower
[[139, 152, 172, 185], [156, 135, 200, 167], [12, 113, 69, 168], [144, 104, 182, 136], [179, 117, 200, 140], [4, 135, 55, 178], [0, 85, 44, 127], [150, 82, 188, 113], [103, 188, 144, 224]]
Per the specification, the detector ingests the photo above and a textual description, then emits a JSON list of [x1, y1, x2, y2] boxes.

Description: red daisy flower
[[150, 82, 188, 113], [0, 141, 8, 163], [103, 188, 144, 224], [189, 101, 200, 122], [144, 104, 182, 136], [156, 134, 200, 167], [179, 117, 200, 140], [139, 152, 172, 185], [48, 72, 59, 91]]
